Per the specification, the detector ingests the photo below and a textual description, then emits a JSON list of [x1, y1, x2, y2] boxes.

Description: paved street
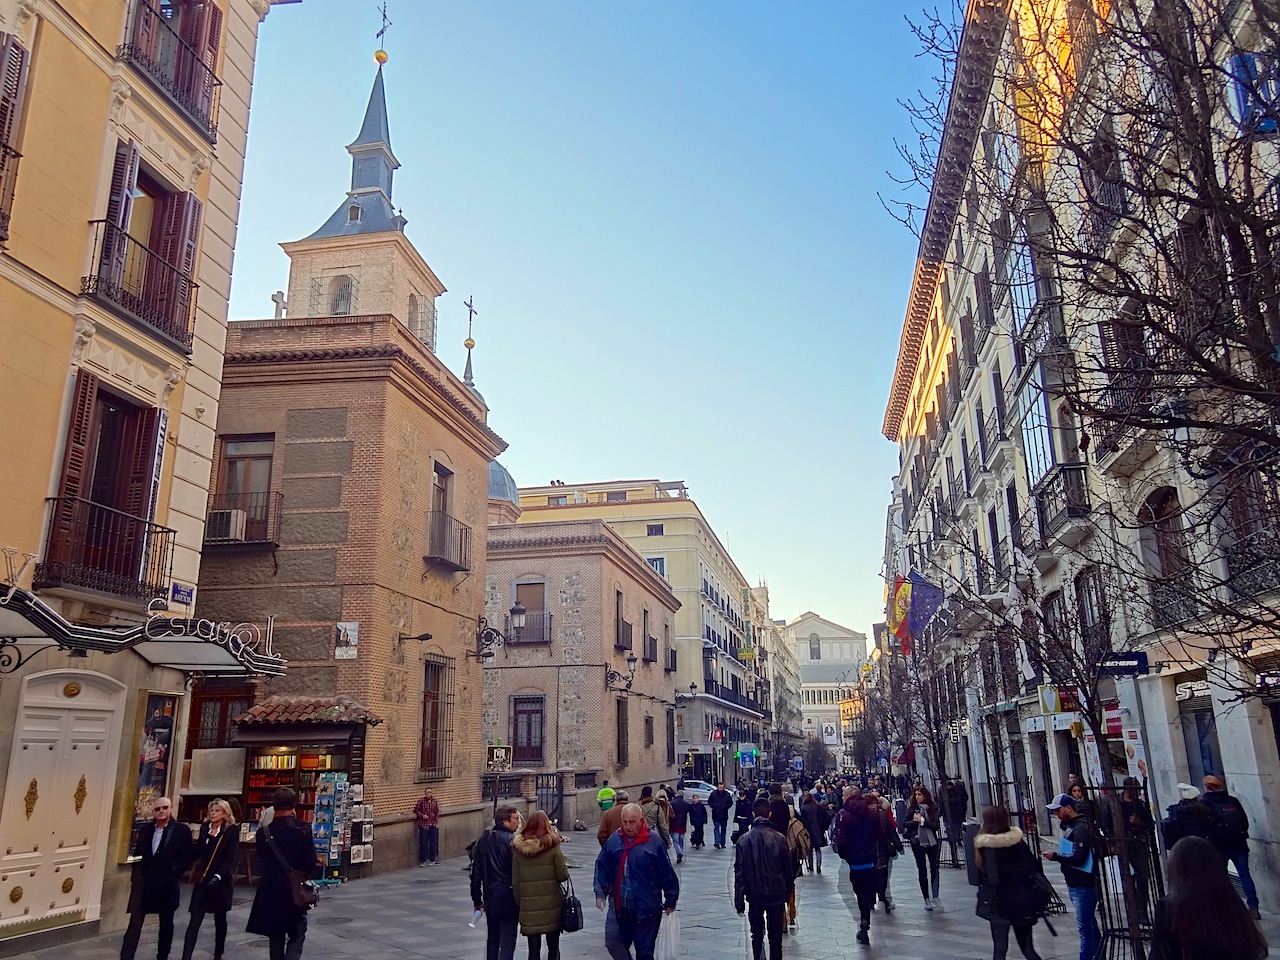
[[14, 820, 1277, 960]]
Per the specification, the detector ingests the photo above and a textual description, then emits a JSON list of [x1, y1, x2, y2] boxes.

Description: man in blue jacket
[[594, 803, 679, 960]]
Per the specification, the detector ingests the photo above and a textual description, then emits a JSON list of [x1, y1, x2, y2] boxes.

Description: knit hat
[[1177, 783, 1200, 800], [1203, 775, 1224, 791]]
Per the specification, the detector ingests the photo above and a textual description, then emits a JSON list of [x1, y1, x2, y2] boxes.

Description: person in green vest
[[597, 780, 617, 811]]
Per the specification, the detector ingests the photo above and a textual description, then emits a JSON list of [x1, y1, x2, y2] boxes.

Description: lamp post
[[606, 651, 639, 692], [469, 601, 526, 660]]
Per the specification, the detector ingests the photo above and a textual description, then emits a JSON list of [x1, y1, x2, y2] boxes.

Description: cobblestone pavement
[[11, 818, 1279, 960]]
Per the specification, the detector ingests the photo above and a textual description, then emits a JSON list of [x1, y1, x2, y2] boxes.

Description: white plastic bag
[[656, 909, 680, 960]]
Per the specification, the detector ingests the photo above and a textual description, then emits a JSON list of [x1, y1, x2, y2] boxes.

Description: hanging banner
[[1123, 727, 1149, 780]]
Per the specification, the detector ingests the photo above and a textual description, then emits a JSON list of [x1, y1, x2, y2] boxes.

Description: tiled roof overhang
[[882, 0, 1011, 441], [235, 694, 383, 725]]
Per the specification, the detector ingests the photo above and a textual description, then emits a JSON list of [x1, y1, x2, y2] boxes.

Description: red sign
[[1104, 706, 1123, 736]]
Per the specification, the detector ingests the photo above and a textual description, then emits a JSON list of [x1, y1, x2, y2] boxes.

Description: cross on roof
[[376, 1, 392, 42], [463, 295, 478, 338]]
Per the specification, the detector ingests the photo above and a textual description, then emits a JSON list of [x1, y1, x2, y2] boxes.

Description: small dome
[[489, 460, 519, 503]]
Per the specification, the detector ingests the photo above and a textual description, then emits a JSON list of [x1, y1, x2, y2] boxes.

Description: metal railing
[[118, 0, 221, 141], [204, 491, 281, 545], [508, 611, 553, 645], [982, 406, 1008, 466], [965, 442, 982, 491], [615, 619, 633, 651], [0, 142, 19, 242], [1035, 463, 1090, 538], [701, 678, 765, 714], [574, 770, 600, 790], [1151, 570, 1200, 628], [1225, 525, 1280, 599], [424, 510, 472, 571], [35, 495, 175, 601], [1092, 365, 1155, 456], [81, 220, 197, 352]]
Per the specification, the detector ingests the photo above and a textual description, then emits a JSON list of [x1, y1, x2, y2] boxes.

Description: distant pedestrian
[[598, 781, 618, 811], [1161, 783, 1214, 850], [181, 799, 238, 960], [414, 787, 441, 866], [639, 786, 671, 849], [799, 792, 830, 874], [1148, 835, 1266, 960], [904, 785, 943, 910], [598, 791, 630, 847], [512, 811, 569, 960], [1201, 775, 1260, 918], [709, 783, 733, 849], [688, 795, 708, 849], [732, 788, 753, 843], [973, 805, 1044, 960], [593, 804, 679, 960], [669, 790, 689, 864], [471, 804, 521, 960], [735, 798, 793, 960], [1042, 794, 1098, 960], [833, 786, 879, 945], [246, 789, 314, 960]]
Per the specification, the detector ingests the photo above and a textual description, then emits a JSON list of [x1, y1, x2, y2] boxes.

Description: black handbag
[[560, 874, 583, 933]]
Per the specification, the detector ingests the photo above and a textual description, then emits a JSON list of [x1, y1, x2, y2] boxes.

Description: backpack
[[788, 817, 812, 861], [1210, 797, 1249, 846]]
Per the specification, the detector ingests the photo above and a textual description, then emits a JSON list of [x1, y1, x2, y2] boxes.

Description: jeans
[[1067, 885, 1100, 960], [121, 909, 175, 960], [990, 920, 1042, 960], [484, 909, 518, 960], [180, 910, 227, 960], [713, 819, 727, 847], [527, 931, 561, 960], [671, 831, 685, 859], [1229, 850, 1260, 910], [604, 904, 663, 960], [267, 913, 307, 960], [806, 845, 823, 871], [848, 867, 879, 927], [418, 825, 439, 864], [912, 843, 941, 899], [746, 902, 784, 960]]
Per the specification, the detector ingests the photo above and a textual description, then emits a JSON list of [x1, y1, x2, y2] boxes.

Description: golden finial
[[464, 338, 475, 349], [374, 49, 389, 65]]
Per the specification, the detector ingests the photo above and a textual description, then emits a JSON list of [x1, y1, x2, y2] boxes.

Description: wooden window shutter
[[185, 2, 223, 122], [103, 140, 140, 291], [120, 405, 162, 520], [154, 191, 202, 331], [0, 33, 30, 149], [49, 370, 100, 561], [1097, 321, 1120, 377]]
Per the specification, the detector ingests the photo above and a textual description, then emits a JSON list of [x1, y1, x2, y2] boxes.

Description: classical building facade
[[516, 480, 769, 785], [784, 612, 867, 770], [0, 0, 291, 946], [195, 60, 506, 871]]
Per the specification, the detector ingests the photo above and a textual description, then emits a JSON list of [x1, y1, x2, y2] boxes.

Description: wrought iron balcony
[[1034, 463, 1091, 539], [982, 406, 1010, 467], [1226, 525, 1280, 600], [424, 510, 472, 571], [507, 611, 553, 645], [118, 0, 221, 142], [615, 619, 633, 651], [204, 491, 282, 546], [0, 142, 19, 242], [81, 220, 197, 352], [35, 496, 175, 601], [1151, 570, 1200, 629], [1092, 364, 1156, 457]]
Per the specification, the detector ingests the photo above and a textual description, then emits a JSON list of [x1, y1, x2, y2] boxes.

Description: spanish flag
[[890, 570, 945, 656]]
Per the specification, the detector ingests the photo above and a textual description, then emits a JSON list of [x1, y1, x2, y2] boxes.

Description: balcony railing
[[35, 496, 175, 601], [424, 510, 472, 571], [1151, 570, 1200, 629], [1226, 526, 1280, 599], [664, 648, 678, 673], [204, 491, 282, 546], [0, 142, 19, 242], [118, 0, 221, 141], [983, 407, 1008, 465], [1092, 365, 1155, 456], [643, 634, 658, 662], [508, 611, 553, 645], [82, 220, 197, 352], [615, 619, 633, 651], [701, 679, 764, 714], [965, 443, 982, 491], [1034, 463, 1091, 539]]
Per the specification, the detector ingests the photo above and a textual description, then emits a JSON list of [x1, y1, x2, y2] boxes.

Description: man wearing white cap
[[1042, 794, 1098, 960]]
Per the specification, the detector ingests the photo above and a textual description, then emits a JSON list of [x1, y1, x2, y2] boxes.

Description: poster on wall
[[126, 692, 180, 861], [1082, 731, 1107, 786], [335, 621, 359, 660], [822, 722, 840, 745], [1123, 727, 1149, 780]]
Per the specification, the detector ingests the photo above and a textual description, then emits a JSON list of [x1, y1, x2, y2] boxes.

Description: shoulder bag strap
[[260, 824, 295, 875], [198, 829, 228, 884]]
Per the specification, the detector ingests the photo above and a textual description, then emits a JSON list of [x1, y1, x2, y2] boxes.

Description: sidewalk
[[9, 829, 1276, 960]]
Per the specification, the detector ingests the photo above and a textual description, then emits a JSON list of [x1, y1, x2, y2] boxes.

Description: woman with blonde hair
[[181, 798, 238, 960], [512, 811, 569, 960]]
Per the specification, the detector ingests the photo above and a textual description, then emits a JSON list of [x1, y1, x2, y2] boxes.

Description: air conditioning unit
[[207, 508, 247, 542]]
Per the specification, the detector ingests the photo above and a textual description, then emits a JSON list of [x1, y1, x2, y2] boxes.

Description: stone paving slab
[[9, 818, 1278, 960]]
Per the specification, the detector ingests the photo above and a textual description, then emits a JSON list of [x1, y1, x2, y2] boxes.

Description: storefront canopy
[[0, 586, 287, 677]]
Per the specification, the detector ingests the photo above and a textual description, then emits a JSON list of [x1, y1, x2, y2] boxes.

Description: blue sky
[[228, 1, 925, 646]]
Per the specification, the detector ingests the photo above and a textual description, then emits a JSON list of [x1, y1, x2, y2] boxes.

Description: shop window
[[616, 698, 629, 767], [511, 695, 544, 765], [420, 654, 455, 780]]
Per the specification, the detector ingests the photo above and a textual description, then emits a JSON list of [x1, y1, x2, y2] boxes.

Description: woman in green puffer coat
[[512, 811, 570, 960]]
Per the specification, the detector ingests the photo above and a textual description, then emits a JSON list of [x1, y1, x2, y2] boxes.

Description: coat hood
[[973, 827, 1024, 849], [513, 833, 561, 857]]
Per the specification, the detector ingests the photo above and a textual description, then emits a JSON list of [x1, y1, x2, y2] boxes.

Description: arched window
[[330, 275, 355, 316]]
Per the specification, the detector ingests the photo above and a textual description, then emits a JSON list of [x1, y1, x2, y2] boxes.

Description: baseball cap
[[1046, 793, 1078, 811]]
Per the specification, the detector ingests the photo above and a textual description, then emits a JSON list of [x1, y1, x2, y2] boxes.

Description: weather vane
[[374, 1, 391, 64], [463, 296, 478, 346]]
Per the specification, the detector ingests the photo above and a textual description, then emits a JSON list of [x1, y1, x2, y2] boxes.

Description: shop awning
[[235, 695, 383, 726], [0, 586, 287, 677], [892, 744, 915, 764]]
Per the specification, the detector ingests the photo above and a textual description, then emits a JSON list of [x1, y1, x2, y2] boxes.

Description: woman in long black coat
[[972, 806, 1044, 960], [181, 799, 239, 960], [246, 789, 316, 960]]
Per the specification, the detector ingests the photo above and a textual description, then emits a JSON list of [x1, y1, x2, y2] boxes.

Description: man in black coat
[[1202, 775, 1260, 917], [247, 788, 316, 960], [708, 782, 733, 849], [121, 797, 196, 960], [734, 798, 794, 960], [470, 805, 520, 960]]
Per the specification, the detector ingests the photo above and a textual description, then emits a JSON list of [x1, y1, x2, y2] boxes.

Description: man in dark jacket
[[1161, 783, 1214, 850], [247, 788, 316, 960], [708, 783, 733, 848], [121, 796, 195, 960], [734, 798, 793, 960], [470, 805, 520, 960], [1202, 775, 1259, 917], [1043, 794, 1098, 960], [593, 803, 679, 960], [833, 787, 881, 944], [668, 790, 690, 863]]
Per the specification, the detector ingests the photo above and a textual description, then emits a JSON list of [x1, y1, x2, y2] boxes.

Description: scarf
[[614, 822, 651, 912]]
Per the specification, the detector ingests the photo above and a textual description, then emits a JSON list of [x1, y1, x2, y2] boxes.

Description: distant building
[[785, 612, 867, 770]]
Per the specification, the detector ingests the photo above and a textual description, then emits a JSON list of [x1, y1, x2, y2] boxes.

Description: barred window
[[511, 695, 545, 765], [420, 654, 456, 780], [616, 698, 629, 767]]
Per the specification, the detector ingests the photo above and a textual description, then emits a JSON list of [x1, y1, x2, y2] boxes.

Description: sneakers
[[856, 927, 870, 945], [430, 859, 440, 865], [418, 861, 427, 868], [924, 898, 934, 911], [676, 855, 683, 864], [932, 897, 943, 911]]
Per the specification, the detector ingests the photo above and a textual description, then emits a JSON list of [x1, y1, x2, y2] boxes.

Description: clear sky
[[228, 1, 924, 646]]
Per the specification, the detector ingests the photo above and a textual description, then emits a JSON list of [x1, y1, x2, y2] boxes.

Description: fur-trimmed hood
[[513, 832, 561, 857], [973, 826, 1024, 849]]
